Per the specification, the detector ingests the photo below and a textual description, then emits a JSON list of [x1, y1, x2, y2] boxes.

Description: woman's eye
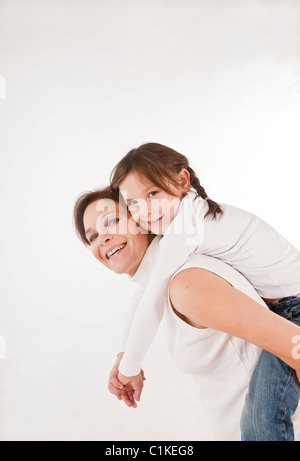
[[128, 200, 138, 208], [89, 233, 98, 243], [107, 217, 120, 227]]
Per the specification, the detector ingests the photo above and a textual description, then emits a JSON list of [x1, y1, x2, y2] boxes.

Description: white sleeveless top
[[120, 193, 300, 377], [163, 253, 300, 441]]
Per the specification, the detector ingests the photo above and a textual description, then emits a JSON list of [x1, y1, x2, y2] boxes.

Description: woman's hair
[[110, 142, 223, 219], [73, 186, 120, 246]]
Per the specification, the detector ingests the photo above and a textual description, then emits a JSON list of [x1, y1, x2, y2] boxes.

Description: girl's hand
[[107, 353, 146, 408], [107, 352, 124, 394], [117, 371, 146, 404]]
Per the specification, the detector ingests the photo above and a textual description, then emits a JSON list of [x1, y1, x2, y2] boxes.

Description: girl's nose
[[139, 202, 151, 217]]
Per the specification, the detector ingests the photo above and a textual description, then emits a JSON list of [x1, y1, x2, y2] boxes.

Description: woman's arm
[[169, 268, 300, 374]]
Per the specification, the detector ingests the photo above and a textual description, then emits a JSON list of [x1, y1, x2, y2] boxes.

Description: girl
[[109, 142, 300, 440]]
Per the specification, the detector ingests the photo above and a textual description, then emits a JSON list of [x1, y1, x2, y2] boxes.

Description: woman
[[73, 186, 300, 441]]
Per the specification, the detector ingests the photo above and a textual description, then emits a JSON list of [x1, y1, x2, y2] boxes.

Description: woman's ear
[[178, 168, 191, 191]]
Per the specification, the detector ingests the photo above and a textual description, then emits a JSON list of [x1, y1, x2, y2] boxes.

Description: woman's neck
[[130, 236, 161, 284]]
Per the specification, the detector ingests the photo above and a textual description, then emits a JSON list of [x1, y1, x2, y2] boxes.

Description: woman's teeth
[[107, 243, 126, 259]]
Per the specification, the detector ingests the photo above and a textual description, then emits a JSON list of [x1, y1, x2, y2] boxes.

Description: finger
[[121, 392, 136, 408], [124, 389, 137, 408], [133, 386, 142, 402], [120, 394, 131, 407], [110, 374, 124, 390], [108, 384, 119, 396], [140, 370, 146, 381], [127, 392, 137, 409], [108, 381, 124, 396]]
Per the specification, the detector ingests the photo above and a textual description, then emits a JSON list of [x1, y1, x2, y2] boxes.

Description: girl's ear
[[178, 168, 191, 191]]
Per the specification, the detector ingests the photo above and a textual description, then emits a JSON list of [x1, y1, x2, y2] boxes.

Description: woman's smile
[[83, 198, 150, 277], [106, 242, 127, 260]]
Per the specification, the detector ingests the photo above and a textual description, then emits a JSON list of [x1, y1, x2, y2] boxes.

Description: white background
[[0, 0, 299, 441]]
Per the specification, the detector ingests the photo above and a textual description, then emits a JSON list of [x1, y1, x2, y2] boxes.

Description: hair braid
[[110, 142, 223, 220], [186, 167, 223, 219]]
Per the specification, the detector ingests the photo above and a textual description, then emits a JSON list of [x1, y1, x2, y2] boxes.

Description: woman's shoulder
[[169, 253, 266, 311], [171, 253, 242, 287], [168, 264, 231, 329], [169, 261, 231, 303]]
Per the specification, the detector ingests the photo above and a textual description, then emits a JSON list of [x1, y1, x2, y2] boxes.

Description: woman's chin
[[108, 257, 132, 276], [108, 259, 127, 275]]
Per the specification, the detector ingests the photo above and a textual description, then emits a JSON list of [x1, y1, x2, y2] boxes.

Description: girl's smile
[[119, 172, 186, 235]]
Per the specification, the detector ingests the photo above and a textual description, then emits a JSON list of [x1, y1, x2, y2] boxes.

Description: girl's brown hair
[[110, 142, 223, 219], [73, 186, 120, 246]]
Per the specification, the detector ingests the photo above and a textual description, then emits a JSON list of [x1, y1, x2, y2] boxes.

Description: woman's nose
[[99, 233, 112, 246]]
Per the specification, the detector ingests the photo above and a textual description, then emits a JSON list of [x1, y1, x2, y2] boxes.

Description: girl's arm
[[118, 237, 197, 377], [118, 236, 201, 377], [119, 286, 145, 353], [107, 287, 145, 406], [169, 268, 300, 375], [118, 195, 205, 378], [107, 352, 146, 408]]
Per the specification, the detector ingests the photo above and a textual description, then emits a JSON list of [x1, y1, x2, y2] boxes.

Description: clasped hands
[[107, 352, 146, 408]]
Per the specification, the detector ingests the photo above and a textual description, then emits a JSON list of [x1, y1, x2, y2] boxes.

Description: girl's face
[[83, 199, 150, 277], [118, 170, 190, 235]]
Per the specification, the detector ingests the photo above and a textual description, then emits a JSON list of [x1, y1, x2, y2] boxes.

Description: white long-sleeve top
[[118, 191, 300, 376]]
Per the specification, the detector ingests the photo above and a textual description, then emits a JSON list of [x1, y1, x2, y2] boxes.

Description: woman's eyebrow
[[125, 195, 138, 204], [85, 211, 114, 236]]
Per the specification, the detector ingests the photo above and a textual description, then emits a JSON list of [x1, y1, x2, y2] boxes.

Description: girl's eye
[[149, 191, 158, 198]]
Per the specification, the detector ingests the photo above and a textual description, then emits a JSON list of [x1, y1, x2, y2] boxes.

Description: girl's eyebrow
[[126, 186, 156, 203]]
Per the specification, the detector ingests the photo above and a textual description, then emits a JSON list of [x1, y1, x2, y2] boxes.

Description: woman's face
[[83, 199, 150, 277]]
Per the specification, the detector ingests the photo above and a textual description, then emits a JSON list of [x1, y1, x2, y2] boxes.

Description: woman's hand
[[107, 353, 146, 408]]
